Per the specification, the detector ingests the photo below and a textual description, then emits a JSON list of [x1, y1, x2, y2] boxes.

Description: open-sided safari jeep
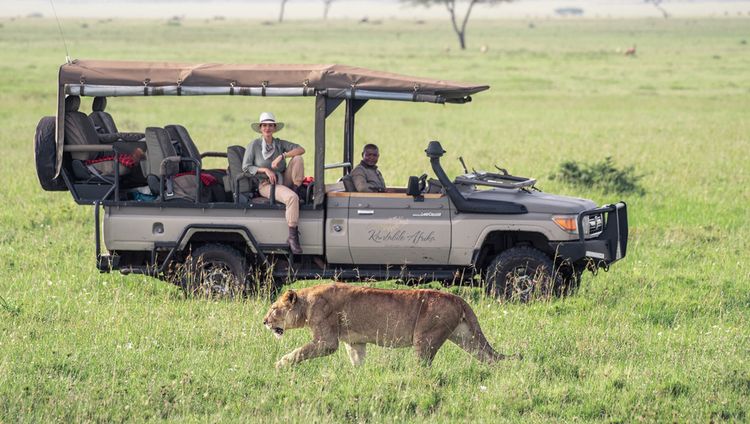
[[35, 60, 627, 300]]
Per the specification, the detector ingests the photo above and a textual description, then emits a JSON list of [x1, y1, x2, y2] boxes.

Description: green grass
[[1, 17, 749, 422]]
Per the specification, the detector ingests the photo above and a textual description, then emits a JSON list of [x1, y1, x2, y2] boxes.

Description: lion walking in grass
[[264, 283, 512, 368]]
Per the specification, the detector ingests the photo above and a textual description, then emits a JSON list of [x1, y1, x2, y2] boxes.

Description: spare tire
[[35, 116, 67, 191]]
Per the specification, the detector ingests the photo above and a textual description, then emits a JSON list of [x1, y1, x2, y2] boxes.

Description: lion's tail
[[449, 298, 507, 364]]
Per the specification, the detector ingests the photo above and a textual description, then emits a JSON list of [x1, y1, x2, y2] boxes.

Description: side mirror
[[406, 176, 423, 201]]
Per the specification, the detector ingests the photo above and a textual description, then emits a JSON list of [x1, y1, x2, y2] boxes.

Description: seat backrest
[[64, 95, 103, 161], [341, 174, 356, 192], [89, 97, 119, 134], [165, 125, 201, 170], [142, 127, 177, 178], [227, 145, 253, 195]]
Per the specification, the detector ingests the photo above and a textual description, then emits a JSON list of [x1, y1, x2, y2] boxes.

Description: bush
[[551, 157, 645, 195]]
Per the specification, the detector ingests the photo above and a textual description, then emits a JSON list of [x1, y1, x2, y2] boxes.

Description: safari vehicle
[[35, 60, 628, 299]]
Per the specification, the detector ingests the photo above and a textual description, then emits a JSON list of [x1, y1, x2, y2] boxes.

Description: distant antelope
[[625, 45, 637, 56]]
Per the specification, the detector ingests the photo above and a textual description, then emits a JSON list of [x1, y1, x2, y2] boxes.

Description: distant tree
[[403, 0, 511, 50], [644, 0, 669, 19], [279, 0, 290, 23], [323, 0, 336, 20]]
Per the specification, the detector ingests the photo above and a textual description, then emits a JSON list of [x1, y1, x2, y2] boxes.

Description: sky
[[3, 0, 750, 19]]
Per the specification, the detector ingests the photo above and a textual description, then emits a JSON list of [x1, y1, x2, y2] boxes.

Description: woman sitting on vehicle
[[242, 112, 306, 254]]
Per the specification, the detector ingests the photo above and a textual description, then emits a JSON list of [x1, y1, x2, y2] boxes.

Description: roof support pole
[[343, 99, 367, 176], [314, 95, 346, 207], [314, 94, 327, 208]]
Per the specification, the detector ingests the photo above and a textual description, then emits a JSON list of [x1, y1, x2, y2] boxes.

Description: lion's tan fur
[[263, 283, 506, 368]]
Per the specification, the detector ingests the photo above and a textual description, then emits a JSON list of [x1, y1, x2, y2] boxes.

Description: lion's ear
[[285, 290, 297, 304]]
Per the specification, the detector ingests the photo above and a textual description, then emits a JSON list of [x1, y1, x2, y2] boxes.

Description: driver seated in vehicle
[[350, 143, 386, 193], [242, 112, 306, 254]]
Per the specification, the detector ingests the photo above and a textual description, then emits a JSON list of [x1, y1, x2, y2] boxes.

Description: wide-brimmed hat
[[251, 112, 284, 133]]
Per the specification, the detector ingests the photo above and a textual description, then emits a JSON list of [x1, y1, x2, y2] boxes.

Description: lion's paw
[[275, 354, 295, 370]]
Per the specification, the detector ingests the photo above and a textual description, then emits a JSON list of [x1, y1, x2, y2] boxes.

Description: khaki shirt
[[350, 161, 386, 192], [242, 137, 301, 176]]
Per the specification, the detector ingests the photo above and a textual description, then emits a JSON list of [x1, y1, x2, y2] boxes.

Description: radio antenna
[[49, 0, 71, 64]]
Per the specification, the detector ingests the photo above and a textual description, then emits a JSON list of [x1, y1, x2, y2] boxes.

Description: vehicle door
[[346, 193, 451, 265]]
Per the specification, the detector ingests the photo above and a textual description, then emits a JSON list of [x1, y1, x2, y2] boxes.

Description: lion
[[263, 283, 510, 368]]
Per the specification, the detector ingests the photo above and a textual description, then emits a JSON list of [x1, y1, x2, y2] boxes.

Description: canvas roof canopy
[[59, 60, 489, 100]]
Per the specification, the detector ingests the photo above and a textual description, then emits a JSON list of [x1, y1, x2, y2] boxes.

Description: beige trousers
[[259, 156, 304, 227]]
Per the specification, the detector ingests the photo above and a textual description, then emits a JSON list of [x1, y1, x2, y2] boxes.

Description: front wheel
[[184, 244, 248, 299], [485, 247, 562, 302]]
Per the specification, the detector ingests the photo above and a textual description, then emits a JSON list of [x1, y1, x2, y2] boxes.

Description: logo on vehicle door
[[368, 229, 436, 245], [412, 212, 442, 217]]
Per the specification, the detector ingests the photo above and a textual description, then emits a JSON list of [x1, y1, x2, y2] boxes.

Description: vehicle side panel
[[345, 193, 452, 265], [325, 195, 352, 263], [103, 206, 324, 254]]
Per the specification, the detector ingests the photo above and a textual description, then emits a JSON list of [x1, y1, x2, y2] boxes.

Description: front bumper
[[550, 202, 628, 266]]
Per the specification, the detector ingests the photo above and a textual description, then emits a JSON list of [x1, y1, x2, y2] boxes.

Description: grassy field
[[1, 16, 749, 422]]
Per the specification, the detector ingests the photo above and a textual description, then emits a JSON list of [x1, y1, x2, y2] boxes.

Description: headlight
[[553, 213, 604, 237], [552, 215, 577, 234]]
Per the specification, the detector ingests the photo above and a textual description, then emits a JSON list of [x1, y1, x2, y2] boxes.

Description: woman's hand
[[263, 168, 277, 184], [271, 153, 284, 170]]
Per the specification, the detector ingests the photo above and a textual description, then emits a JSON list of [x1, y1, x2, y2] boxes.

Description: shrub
[[551, 157, 645, 195]]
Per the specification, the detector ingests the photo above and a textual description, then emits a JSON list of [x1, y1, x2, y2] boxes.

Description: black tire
[[35, 116, 67, 191], [184, 244, 247, 299], [485, 246, 562, 302]]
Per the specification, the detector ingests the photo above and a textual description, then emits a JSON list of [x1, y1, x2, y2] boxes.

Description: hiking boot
[[287, 226, 302, 255]]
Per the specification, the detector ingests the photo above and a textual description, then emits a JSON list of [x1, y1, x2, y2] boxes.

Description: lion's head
[[263, 290, 305, 338]]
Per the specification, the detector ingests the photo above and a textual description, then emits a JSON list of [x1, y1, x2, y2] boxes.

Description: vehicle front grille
[[584, 213, 604, 237]]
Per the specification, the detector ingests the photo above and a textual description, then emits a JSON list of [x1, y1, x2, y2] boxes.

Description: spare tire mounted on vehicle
[[35, 116, 67, 191]]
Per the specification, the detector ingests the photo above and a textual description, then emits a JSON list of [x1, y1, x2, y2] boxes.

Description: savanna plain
[[0, 16, 748, 422]]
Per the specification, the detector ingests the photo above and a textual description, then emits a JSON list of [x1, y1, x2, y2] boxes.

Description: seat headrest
[[92, 97, 107, 112], [342, 174, 356, 192], [65, 95, 80, 112]]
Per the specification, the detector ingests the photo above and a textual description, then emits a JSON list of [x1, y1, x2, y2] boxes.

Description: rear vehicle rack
[[454, 171, 537, 190]]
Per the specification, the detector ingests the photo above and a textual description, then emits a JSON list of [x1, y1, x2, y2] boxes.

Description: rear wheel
[[184, 244, 247, 299], [485, 246, 562, 302]]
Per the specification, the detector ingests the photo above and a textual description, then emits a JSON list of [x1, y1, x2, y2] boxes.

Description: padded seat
[[64, 95, 138, 182], [143, 127, 203, 202], [165, 124, 230, 198], [165, 124, 201, 172], [142, 127, 227, 203], [65, 95, 104, 162], [227, 145, 260, 203], [88, 96, 145, 141], [89, 97, 117, 134]]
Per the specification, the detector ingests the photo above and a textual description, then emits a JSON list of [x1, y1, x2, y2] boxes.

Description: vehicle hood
[[465, 189, 597, 214]]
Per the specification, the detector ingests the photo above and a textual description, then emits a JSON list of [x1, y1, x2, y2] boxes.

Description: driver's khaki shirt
[[351, 161, 386, 192]]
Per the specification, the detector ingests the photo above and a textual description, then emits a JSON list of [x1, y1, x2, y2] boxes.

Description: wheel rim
[[505, 263, 550, 301], [195, 259, 242, 298]]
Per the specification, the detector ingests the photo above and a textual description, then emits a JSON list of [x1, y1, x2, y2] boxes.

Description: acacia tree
[[279, 0, 290, 23], [644, 0, 669, 19], [323, 0, 336, 20], [404, 0, 511, 50]]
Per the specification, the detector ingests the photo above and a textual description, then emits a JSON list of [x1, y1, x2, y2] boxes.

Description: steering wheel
[[418, 173, 428, 193]]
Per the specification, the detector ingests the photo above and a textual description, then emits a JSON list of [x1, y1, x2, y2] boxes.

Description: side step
[[272, 265, 469, 284]]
